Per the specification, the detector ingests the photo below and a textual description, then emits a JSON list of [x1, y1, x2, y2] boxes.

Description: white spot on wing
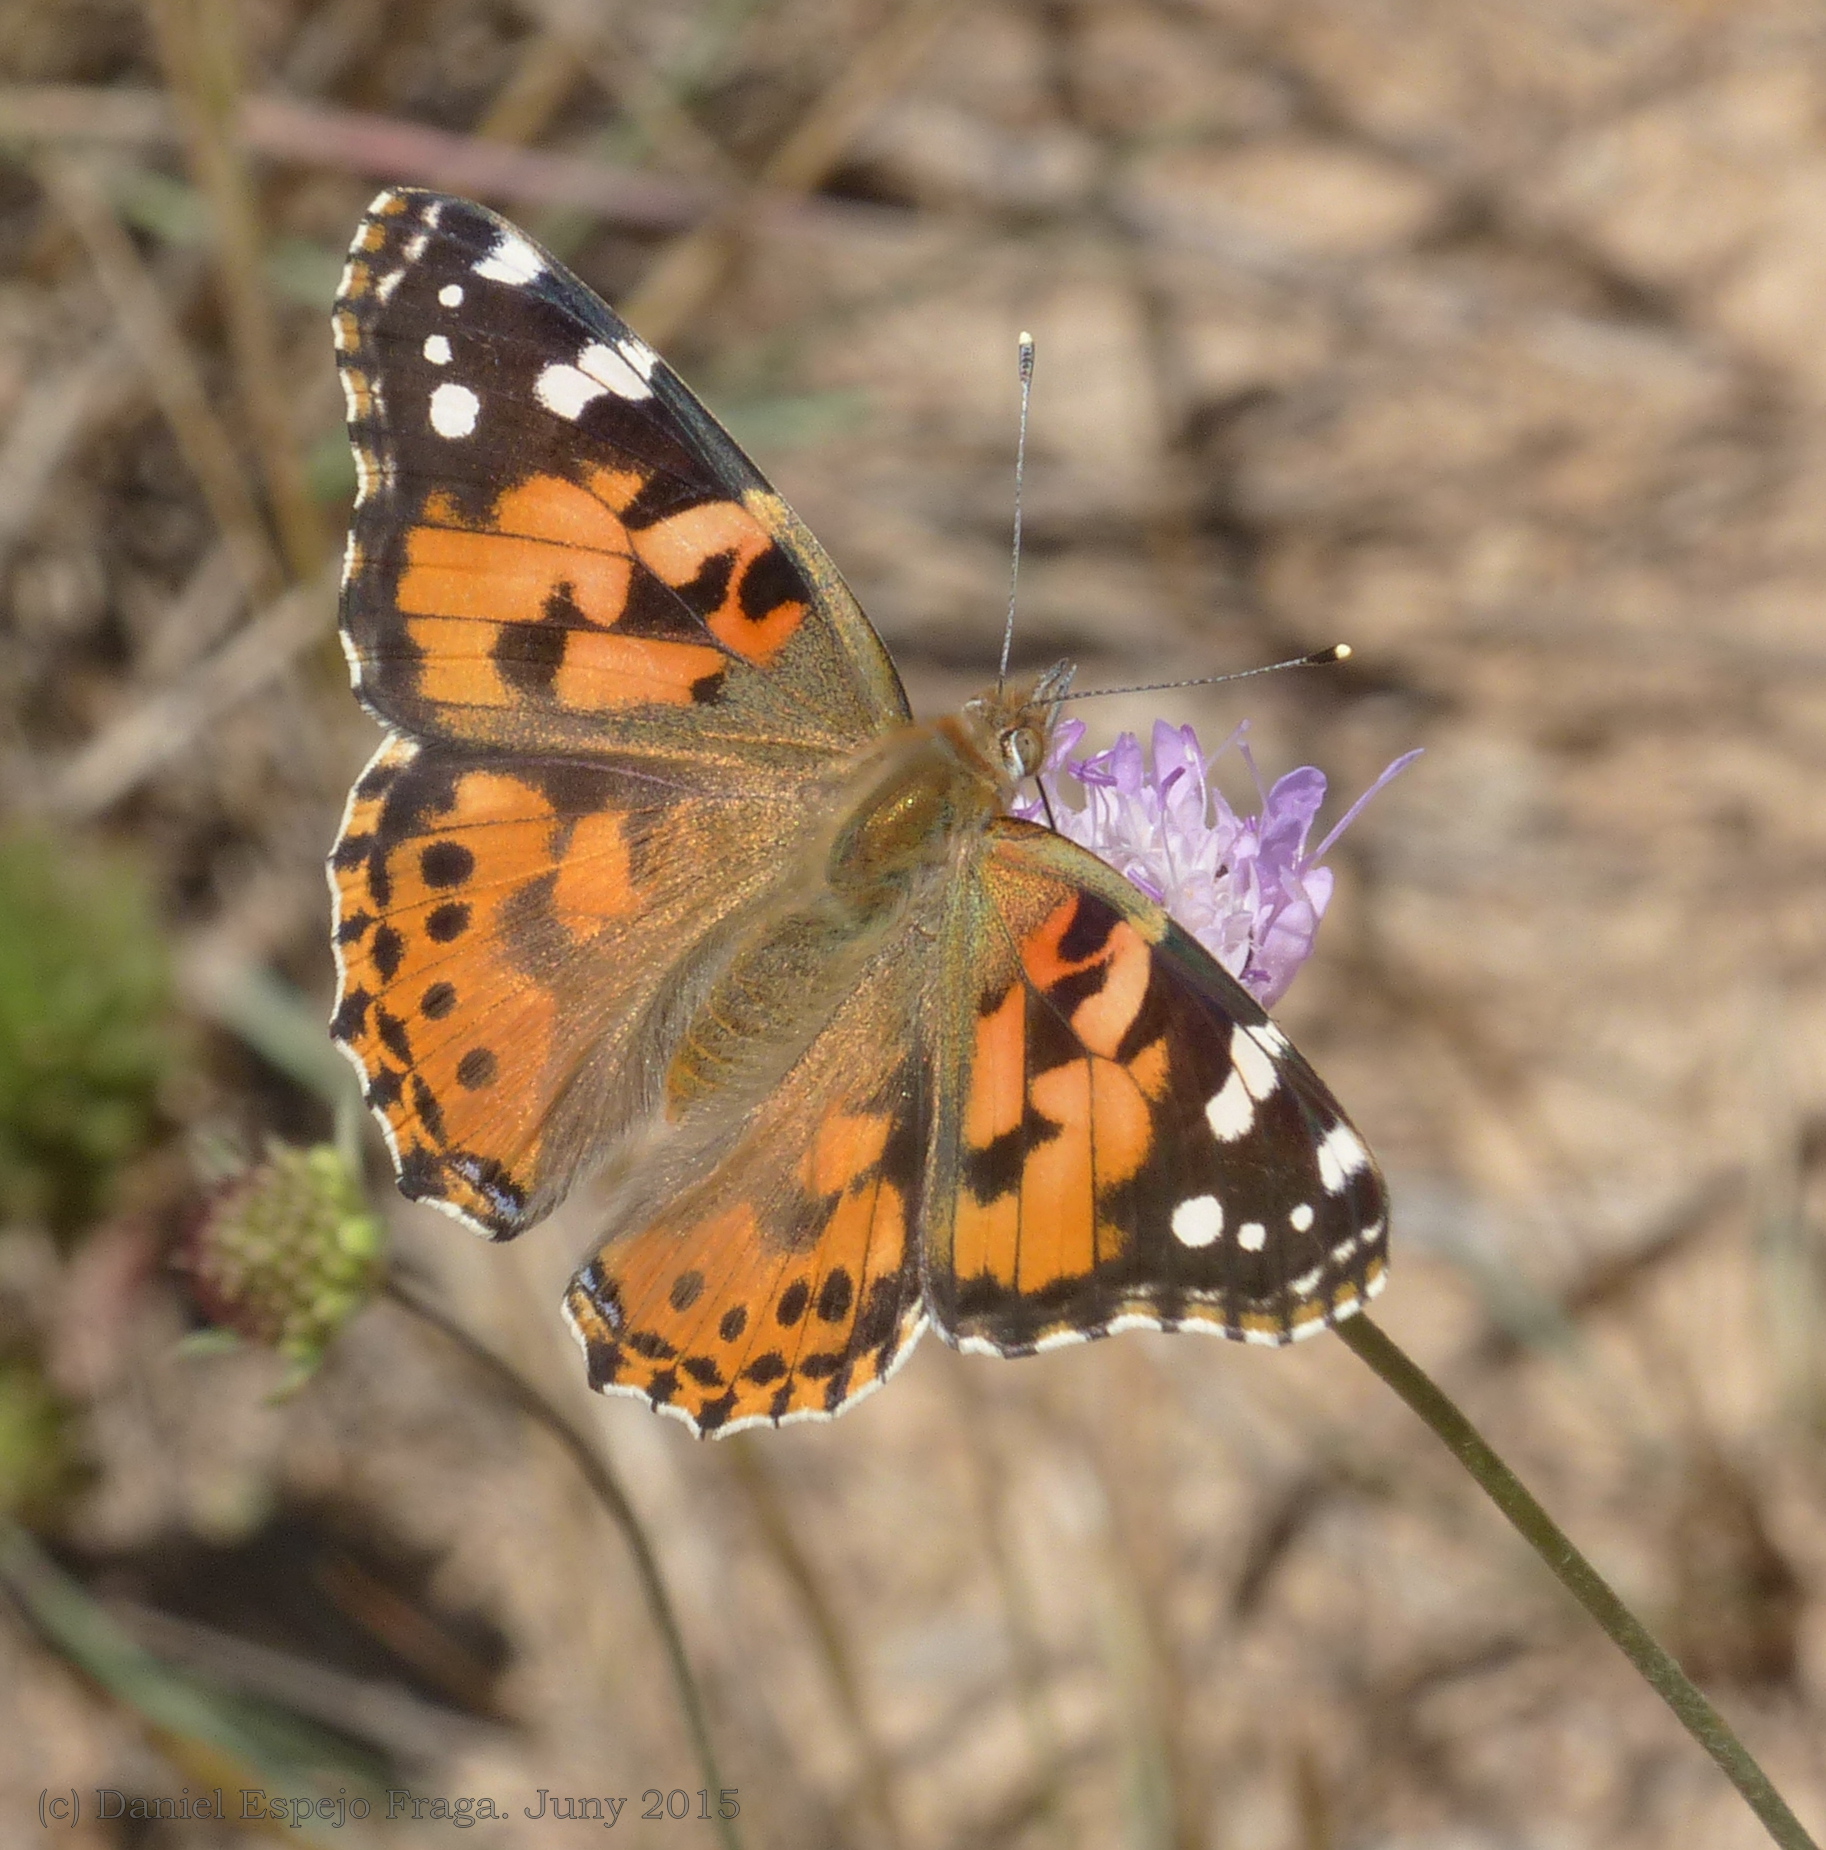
[[1289, 1202, 1315, 1232], [617, 335, 658, 378], [580, 341, 653, 399], [1230, 1027, 1280, 1102], [1251, 1021, 1291, 1054], [1238, 1221, 1266, 1252], [438, 282, 464, 307], [1205, 1070, 1254, 1141], [473, 228, 544, 286], [403, 232, 428, 261], [1171, 1195, 1223, 1248], [1291, 1265, 1323, 1297], [429, 381, 479, 438], [422, 334, 451, 364], [339, 623, 363, 688], [1317, 1123, 1371, 1194], [534, 343, 654, 420], [375, 266, 405, 302], [534, 362, 600, 421]]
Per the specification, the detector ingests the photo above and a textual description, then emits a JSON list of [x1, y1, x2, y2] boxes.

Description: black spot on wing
[[331, 986, 372, 1042], [426, 902, 470, 942], [739, 544, 801, 623], [375, 1007, 412, 1063], [816, 1268, 854, 1324], [420, 840, 475, 888], [1058, 892, 1118, 964], [492, 616, 567, 698]]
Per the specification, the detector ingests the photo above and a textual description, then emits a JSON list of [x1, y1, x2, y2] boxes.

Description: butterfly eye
[[1000, 726, 1044, 781]]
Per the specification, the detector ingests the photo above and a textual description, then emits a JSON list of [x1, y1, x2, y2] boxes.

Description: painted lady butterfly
[[328, 189, 1389, 1437]]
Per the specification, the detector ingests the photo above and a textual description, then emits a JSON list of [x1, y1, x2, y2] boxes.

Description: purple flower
[[1014, 719, 1419, 1009]]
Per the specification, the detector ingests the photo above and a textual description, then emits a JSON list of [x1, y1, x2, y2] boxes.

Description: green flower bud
[[185, 1144, 384, 1387]]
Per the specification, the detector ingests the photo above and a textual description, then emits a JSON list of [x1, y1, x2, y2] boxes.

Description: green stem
[[384, 1277, 741, 1850], [1335, 1312, 1818, 1850]]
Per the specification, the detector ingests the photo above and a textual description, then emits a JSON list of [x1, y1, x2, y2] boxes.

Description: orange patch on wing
[[633, 502, 805, 664], [1069, 923, 1150, 1058], [1020, 1057, 1149, 1284], [584, 464, 647, 514], [965, 986, 1025, 1149], [953, 1188, 1019, 1285], [398, 526, 633, 627], [1023, 1064, 1097, 1288], [552, 631, 724, 710], [491, 473, 630, 550], [549, 808, 642, 934], [1127, 1034, 1171, 1100], [805, 1107, 893, 1198]]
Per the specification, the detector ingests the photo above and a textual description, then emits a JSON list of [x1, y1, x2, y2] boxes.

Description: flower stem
[[384, 1276, 741, 1850], [1334, 1312, 1818, 1850]]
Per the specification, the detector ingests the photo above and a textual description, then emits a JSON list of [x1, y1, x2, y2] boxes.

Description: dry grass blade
[[37, 152, 283, 601], [620, 0, 975, 345], [107, 1601, 508, 1765], [0, 336, 138, 582], [475, 20, 589, 147], [723, 1436, 907, 1850], [0, 84, 719, 230], [144, 0, 325, 581], [43, 565, 335, 820]]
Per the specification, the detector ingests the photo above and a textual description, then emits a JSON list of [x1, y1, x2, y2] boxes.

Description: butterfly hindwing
[[563, 930, 931, 1436], [333, 188, 907, 761], [330, 736, 805, 1235], [927, 823, 1388, 1353]]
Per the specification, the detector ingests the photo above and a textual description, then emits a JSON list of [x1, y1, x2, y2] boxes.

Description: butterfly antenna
[[996, 331, 1036, 700], [1069, 644, 1351, 703]]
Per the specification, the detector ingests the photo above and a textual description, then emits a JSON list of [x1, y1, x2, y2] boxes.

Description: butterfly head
[[962, 659, 1075, 797]]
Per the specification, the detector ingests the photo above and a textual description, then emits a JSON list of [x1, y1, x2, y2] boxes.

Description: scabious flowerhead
[[1013, 718, 1418, 1009], [182, 1142, 385, 1390]]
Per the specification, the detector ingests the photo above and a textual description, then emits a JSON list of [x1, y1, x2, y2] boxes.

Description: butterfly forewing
[[333, 188, 907, 761], [926, 824, 1388, 1353]]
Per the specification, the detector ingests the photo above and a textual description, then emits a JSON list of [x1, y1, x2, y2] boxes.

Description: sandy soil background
[[3, 1, 1826, 1846]]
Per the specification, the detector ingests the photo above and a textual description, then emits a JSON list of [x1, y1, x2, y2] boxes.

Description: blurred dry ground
[[4, 0, 1826, 1846]]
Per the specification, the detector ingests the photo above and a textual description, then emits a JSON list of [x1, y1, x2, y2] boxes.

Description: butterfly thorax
[[662, 670, 1068, 1117]]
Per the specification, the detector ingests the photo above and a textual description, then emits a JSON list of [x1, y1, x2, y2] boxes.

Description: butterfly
[[328, 189, 1389, 1437]]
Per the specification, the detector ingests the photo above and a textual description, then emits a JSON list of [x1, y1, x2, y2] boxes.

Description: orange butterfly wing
[[925, 824, 1389, 1352], [562, 931, 931, 1435], [331, 739, 802, 1235]]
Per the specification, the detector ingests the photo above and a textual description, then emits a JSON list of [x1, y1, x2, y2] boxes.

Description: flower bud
[[184, 1144, 383, 1385]]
